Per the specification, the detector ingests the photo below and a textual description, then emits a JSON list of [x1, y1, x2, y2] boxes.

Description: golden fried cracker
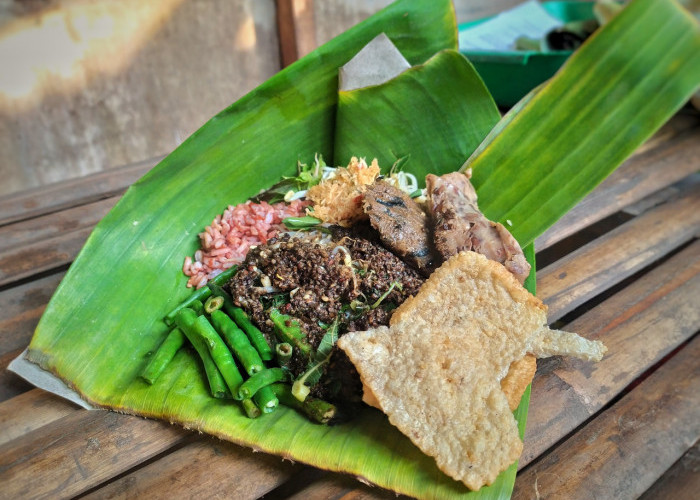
[[338, 251, 606, 490]]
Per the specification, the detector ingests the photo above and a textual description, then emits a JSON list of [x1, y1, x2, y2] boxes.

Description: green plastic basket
[[459, 1, 596, 107]]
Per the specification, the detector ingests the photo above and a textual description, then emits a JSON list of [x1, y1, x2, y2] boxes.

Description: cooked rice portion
[[183, 199, 308, 288]]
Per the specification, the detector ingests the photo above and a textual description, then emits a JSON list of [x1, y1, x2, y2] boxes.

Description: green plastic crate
[[459, 1, 596, 107]]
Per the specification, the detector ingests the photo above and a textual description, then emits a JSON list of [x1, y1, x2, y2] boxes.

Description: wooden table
[[1, 110, 698, 499]]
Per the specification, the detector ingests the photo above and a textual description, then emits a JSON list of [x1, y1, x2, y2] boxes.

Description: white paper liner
[[8, 349, 94, 409], [339, 33, 410, 91]]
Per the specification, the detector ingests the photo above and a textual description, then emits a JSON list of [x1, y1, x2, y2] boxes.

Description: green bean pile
[[140, 266, 337, 424]]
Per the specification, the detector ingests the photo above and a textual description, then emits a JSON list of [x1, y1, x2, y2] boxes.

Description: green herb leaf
[[253, 154, 328, 203], [293, 317, 340, 399]]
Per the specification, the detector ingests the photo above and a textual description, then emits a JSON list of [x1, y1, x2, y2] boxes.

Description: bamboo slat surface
[[0, 112, 697, 499]]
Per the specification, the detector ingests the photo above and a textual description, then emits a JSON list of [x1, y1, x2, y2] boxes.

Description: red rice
[[183, 199, 308, 288]]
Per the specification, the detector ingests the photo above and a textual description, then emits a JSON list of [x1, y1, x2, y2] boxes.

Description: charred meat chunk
[[362, 181, 434, 273], [426, 171, 531, 284]]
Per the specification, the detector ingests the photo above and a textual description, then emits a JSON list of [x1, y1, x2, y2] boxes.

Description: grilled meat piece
[[426, 171, 531, 284], [362, 181, 434, 273]]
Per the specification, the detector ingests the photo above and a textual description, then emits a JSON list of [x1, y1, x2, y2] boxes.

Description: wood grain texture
[[0, 272, 64, 360], [0, 0, 279, 197], [0, 410, 187, 499], [276, 0, 300, 67], [285, 472, 397, 500], [0, 389, 79, 447], [0, 156, 159, 227], [522, 240, 700, 467], [537, 182, 700, 322], [82, 435, 299, 500], [513, 335, 700, 500], [0, 348, 33, 403], [0, 225, 91, 287], [0, 196, 117, 253], [639, 440, 700, 500], [535, 117, 700, 250], [623, 174, 699, 216]]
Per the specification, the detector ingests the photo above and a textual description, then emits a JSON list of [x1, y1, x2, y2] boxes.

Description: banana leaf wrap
[[24, 0, 700, 498]]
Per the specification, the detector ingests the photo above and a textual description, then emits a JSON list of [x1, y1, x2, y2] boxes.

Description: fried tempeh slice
[[338, 251, 606, 490]]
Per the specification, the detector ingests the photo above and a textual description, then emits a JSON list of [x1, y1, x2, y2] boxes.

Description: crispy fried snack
[[338, 251, 606, 490]]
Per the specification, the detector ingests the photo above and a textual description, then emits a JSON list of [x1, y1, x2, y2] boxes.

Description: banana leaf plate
[[21, 0, 700, 498]]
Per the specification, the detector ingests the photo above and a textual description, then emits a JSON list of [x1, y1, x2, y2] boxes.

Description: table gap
[[0, 263, 71, 294], [519, 332, 698, 476], [549, 238, 697, 329], [536, 211, 635, 270]]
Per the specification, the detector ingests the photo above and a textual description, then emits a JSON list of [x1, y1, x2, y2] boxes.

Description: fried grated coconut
[[306, 157, 380, 226], [337, 251, 606, 491]]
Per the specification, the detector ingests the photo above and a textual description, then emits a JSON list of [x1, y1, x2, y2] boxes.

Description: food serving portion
[[148, 155, 605, 489], [20, 0, 698, 498]]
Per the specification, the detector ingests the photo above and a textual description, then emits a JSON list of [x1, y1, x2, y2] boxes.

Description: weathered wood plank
[[276, 0, 298, 67], [537, 182, 700, 322], [0, 226, 91, 287], [535, 118, 700, 250], [513, 335, 700, 500], [0, 272, 63, 359], [521, 240, 700, 467], [0, 389, 78, 447], [82, 435, 298, 500], [0, 196, 117, 254], [285, 472, 395, 500], [0, 157, 159, 227], [0, 348, 33, 403], [0, 410, 188, 499], [639, 440, 700, 500], [622, 174, 699, 217]]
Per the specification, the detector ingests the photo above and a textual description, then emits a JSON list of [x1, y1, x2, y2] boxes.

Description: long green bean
[[164, 266, 237, 325], [174, 308, 228, 398], [208, 284, 273, 361], [241, 398, 261, 419], [204, 295, 224, 314], [238, 368, 287, 399], [276, 343, 293, 365], [270, 383, 337, 425], [193, 314, 245, 400], [140, 327, 185, 384], [253, 387, 279, 414], [209, 310, 263, 375], [208, 311, 279, 415], [190, 299, 204, 315], [282, 215, 322, 229], [269, 309, 312, 358]]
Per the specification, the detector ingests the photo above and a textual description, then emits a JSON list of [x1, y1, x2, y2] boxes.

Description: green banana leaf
[[333, 49, 501, 173], [465, 0, 700, 246], [23, 0, 700, 498]]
